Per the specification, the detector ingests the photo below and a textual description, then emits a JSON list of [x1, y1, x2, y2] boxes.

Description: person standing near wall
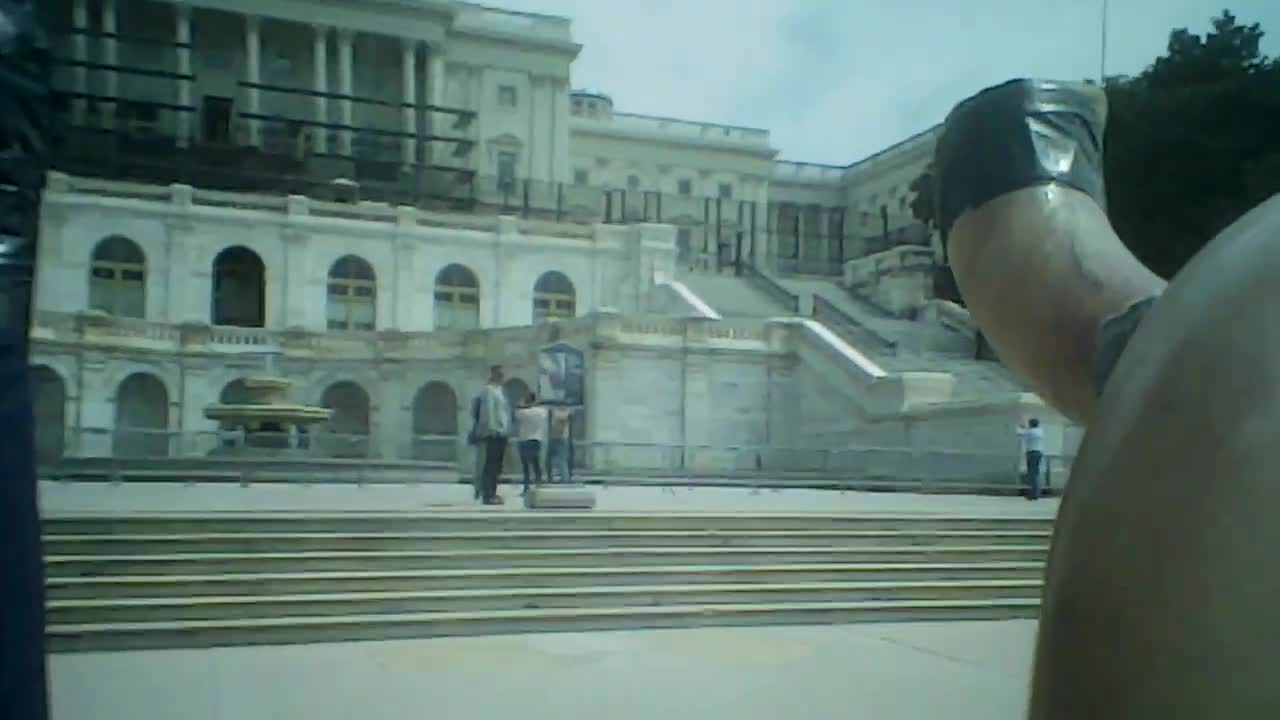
[[515, 393, 546, 494], [475, 365, 512, 504], [1016, 418, 1045, 500], [546, 405, 574, 484], [467, 392, 483, 500]]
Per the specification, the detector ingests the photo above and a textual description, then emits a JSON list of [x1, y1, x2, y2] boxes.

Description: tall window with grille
[[326, 255, 377, 331], [434, 263, 481, 330], [89, 235, 147, 318], [497, 151, 518, 195], [532, 271, 576, 322]]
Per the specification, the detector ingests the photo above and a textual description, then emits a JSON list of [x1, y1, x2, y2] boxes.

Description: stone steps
[[43, 512, 1052, 534], [47, 561, 1046, 600], [43, 512, 1051, 652], [48, 547, 1049, 577], [47, 579, 1043, 626], [42, 528, 1051, 554], [46, 598, 1042, 653]]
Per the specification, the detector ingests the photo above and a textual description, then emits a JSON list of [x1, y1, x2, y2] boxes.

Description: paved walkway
[[50, 619, 1037, 720], [40, 481, 1061, 517]]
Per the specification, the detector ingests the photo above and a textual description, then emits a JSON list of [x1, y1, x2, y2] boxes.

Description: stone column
[[401, 40, 417, 166], [337, 29, 354, 157], [428, 51, 445, 107], [175, 4, 193, 147], [100, 0, 118, 129], [755, 188, 770, 269], [245, 16, 262, 147], [796, 204, 808, 271], [425, 50, 445, 164], [70, 0, 88, 125], [529, 75, 551, 182], [550, 77, 570, 183], [311, 25, 329, 153]]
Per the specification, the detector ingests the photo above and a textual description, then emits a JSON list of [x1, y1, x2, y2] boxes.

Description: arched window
[[113, 372, 169, 458], [434, 263, 480, 330], [327, 255, 376, 331], [89, 235, 146, 317], [532, 271, 576, 322], [211, 246, 266, 328], [32, 366, 66, 463], [411, 381, 458, 461], [320, 381, 371, 458]]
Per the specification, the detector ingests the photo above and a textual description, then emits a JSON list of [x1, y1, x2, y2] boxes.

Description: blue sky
[[487, 0, 1280, 165]]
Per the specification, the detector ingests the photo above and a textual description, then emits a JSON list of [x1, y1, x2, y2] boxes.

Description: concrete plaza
[[51, 619, 1038, 720], [44, 482, 1050, 718]]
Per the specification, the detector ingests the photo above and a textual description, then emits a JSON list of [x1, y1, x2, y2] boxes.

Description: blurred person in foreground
[[1, 1, 51, 718], [936, 78, 1280, 717]]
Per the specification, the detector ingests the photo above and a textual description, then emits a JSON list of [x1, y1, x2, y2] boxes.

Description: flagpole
[[1100, 0, 1110, 83]]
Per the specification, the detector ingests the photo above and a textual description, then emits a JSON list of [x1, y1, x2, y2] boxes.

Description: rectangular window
[[574, 168, 589, 185], [498, 85, 517, 108], [677, 179, 692, 196], [718, 183, 733, 199]]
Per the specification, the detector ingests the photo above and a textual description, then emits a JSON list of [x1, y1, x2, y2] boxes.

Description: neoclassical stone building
[[29, 0, 1057, 478]]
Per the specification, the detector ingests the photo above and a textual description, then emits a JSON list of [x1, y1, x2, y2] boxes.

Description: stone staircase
[[673, 271, 792, 318], [44, 512, 1049, 652]]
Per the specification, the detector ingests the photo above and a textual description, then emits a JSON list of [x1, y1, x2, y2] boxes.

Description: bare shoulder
[[1031, 193, 1280, 718]]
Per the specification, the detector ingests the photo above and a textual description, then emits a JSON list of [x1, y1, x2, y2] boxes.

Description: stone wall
[[30, 306, 1068, 483]]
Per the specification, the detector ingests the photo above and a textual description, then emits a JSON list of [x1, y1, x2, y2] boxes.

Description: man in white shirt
[[514, 393, 547, 494], [1016, 418, 1045, 501], [475, 365, 512, 504]]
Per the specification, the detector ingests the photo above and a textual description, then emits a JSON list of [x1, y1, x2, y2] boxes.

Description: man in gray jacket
[[474, 365, 512, 504]]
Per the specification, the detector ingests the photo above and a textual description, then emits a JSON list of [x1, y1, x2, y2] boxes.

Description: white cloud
[[488, 0, 1280, 164]]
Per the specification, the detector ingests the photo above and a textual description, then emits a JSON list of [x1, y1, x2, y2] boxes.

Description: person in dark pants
[[546, 405, 574, 484], [475, 365, 511, 505], [467, 393, 483, 500], [514, 393, 545, 494], [1016, 418, 1045, 500]]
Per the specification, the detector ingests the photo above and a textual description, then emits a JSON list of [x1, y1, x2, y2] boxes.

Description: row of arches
[[88, 236, 578, 330], [31, 366, 557, 462]]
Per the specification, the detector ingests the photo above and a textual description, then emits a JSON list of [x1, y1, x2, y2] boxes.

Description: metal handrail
[[741, 263, 799, 313], [812, 294, 898, 354]]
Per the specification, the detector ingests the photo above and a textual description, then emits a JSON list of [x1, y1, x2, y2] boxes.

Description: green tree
[[908, 10, 1280, 280], [1106, 10, 1280, 278]]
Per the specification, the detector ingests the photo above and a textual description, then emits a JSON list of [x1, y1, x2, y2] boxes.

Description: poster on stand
[[538, 342, 584, 407]]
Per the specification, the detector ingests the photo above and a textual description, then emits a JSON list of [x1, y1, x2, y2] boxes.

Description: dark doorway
[[202, 96, 233, 144]]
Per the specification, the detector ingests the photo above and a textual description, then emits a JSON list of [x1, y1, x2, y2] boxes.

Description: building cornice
[[571, 123, 779, 162]]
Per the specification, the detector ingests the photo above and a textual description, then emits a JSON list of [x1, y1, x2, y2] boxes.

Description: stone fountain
[[204, 356, 332, 457]]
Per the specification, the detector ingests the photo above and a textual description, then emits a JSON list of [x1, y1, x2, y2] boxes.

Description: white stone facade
[[28, 0, 1066, 480]]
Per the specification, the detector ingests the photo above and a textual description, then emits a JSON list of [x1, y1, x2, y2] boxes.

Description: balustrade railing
[[812, 294, 897, 355], [41, 429, 1066, 495]]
